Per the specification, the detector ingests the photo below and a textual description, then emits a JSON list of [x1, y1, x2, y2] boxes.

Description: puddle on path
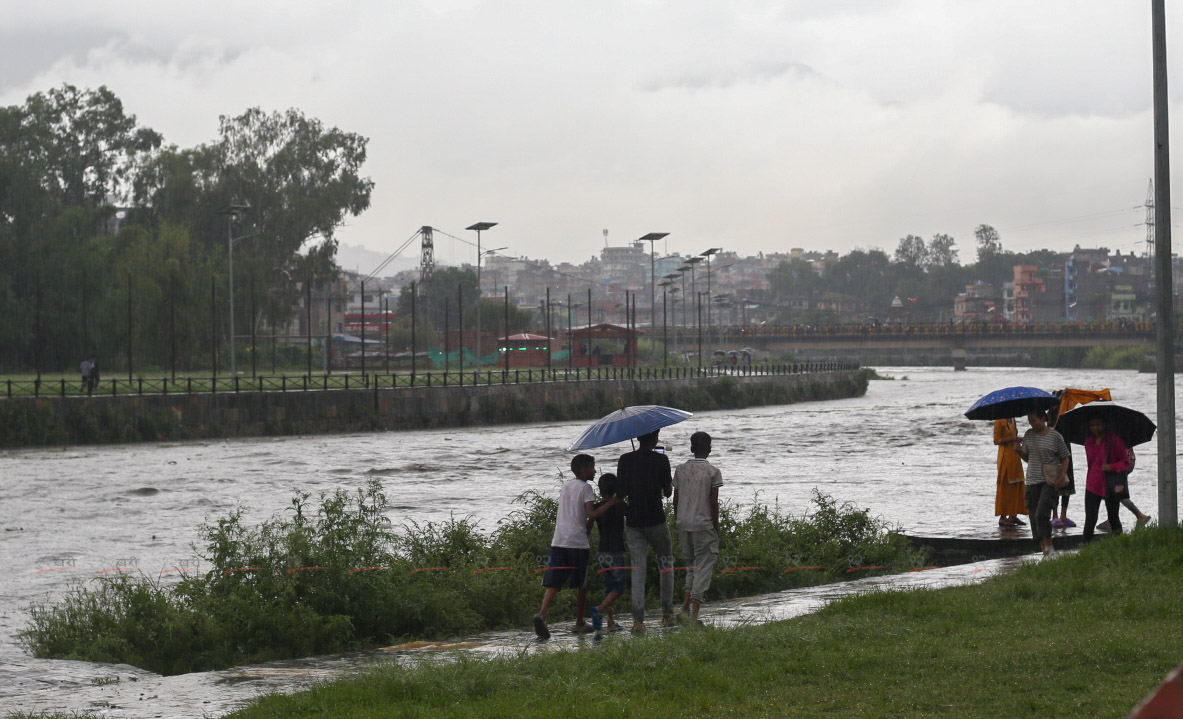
[[1, 554, 1031, 718]]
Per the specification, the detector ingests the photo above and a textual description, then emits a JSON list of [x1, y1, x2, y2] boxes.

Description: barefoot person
[[993, 418, 1027, 526], [1017, 409, 1071, 556], [533, 454, 619, 639], [589, 472, 627, 633], [674, 431, 722, 623]]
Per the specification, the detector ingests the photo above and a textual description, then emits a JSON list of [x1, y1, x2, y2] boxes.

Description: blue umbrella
[[567, 405, 692, 451], [964, 386, 1059, 421]]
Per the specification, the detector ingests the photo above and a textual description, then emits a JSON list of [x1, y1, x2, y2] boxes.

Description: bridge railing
[[2, 361, 861, 399], [711, 320, 1154, 340]]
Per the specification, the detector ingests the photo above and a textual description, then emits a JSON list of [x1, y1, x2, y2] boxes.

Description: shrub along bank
[[19, 478, 922, 675]]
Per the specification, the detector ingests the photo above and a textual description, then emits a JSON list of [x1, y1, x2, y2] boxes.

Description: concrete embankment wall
[[0, 370, 866, 448]]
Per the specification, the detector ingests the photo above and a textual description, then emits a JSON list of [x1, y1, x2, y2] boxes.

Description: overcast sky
[[3, 1, 1179, 269]]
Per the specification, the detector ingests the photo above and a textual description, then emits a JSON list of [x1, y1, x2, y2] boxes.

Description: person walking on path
[[673, 431, 722, 623], [993, 418, 1028, 526], [617, 429, 675, 631], [1082, 417, 1131, 540], [79, 359, 92, 394], [1018, 409, 1071, 556], [533, 454, 619, 640], [87, 357, 100, 393]]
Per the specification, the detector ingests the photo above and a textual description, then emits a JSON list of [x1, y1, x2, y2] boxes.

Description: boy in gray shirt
[[672, 431, 722, 622]]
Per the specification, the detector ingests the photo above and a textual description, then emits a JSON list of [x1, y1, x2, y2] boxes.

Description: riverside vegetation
[[211, 526, 1182, 719], [18, 478, 923, 675]]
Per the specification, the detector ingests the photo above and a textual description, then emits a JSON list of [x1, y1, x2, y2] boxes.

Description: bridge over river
[[669, 321, 1155, 369]]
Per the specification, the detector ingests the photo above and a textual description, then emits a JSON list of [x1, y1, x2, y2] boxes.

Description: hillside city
[[322, 238, 1181, 340]]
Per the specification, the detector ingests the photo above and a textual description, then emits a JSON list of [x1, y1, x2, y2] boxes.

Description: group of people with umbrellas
[[967, 386, 1156, 555]]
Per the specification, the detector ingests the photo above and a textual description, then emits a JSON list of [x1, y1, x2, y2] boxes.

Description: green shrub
[[19, 481, 926, 674]]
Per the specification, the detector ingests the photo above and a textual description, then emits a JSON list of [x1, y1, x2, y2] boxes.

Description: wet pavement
[[1, 554, 1032, 718]]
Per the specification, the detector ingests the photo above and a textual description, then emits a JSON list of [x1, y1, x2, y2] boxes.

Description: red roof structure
[[497, 333, 553, 368], [567, 323, 643, 367]]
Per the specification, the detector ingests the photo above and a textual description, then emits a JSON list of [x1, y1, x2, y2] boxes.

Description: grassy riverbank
[[19, 480, 921, 675], [217, 526, 1183, 719]]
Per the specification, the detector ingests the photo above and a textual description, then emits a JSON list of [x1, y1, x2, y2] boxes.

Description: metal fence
[[2, 362, 859, 399]]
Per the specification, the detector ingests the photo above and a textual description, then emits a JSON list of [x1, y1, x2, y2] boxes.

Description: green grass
[[222, 526, 1183, 719]]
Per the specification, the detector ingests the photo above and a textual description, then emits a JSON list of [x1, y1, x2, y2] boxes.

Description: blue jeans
[[625, 523, 675, 623]]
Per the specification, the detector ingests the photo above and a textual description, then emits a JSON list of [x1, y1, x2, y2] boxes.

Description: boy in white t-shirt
[[533, 454, 619, 640], [673, 431, 723, 622]]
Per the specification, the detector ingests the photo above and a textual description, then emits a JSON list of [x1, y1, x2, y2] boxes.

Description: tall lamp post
[[639, 232, 669, 333], [658, 279, 673, 367], [220, 202, 250, 376], [663, 273, 681, 358], [685, 257, 703, 354], [701, 248, 721, 338], [467, 222, 498, 366]]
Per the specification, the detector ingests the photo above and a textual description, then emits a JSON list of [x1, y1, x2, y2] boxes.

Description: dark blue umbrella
[[965, 386, 1059, 421], [567, 405, 692, 451]]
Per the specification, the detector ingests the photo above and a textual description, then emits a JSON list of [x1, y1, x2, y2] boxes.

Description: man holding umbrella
[[617, 430, 676, 631]]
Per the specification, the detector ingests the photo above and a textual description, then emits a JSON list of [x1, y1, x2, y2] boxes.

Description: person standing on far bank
[[617, 429, 675, 631]]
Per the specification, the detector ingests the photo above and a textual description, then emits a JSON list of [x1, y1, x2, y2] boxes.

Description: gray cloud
[[639, 61, 821, 92]]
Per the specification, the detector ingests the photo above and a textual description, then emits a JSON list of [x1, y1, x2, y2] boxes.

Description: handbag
[[1104, 435, 1131, 500], [1036, 436, 1065, 489]]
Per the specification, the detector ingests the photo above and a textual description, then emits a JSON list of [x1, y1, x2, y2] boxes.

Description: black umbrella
[[1054, 401, 1157, 447], [964, 386, 1059, 421]]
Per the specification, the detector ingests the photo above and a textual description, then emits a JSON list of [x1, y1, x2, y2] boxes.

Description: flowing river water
[[1, 366, 1178, 717]]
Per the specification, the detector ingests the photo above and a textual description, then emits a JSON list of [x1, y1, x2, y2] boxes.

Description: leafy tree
[[893, 235, 926, 267], [0, 85, 162, 370], [767, 258, 823, 301], [974, 224, 1002, 262], [136, 107, 375, 340], [927, 233, 959, 268], [1, 84, 161, 207], [827, 248, 894, 316]]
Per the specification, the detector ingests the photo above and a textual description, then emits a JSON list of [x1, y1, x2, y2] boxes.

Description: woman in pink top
[[1082, 417, 1131, 540]]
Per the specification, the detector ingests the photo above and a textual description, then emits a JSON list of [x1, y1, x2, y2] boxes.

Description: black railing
[[2, 362, 860, 399], [722, 320, 1154, 340]]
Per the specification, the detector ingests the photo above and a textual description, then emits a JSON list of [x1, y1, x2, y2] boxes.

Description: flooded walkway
[[1, 555, 1029, 718]]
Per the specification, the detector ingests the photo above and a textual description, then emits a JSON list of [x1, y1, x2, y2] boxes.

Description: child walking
[[534, 454, 619, 640], [673, 431, 723, 622], [589, 472, 627, 633]]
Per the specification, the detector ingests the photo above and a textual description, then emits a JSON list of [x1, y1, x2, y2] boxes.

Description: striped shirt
[[1022, 428, 1070, 486]]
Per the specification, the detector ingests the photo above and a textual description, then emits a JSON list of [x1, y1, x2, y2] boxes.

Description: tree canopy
[[0, 84, 373, 373]]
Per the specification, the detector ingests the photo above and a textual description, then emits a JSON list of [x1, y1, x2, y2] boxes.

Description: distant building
[[953, 282, 997, 323]]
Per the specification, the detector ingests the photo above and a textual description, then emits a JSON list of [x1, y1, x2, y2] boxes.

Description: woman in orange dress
[[994, 418, 1028, 526]]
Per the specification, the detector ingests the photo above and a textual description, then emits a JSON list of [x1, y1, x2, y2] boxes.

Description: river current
[[1, 366, 1179, 715]]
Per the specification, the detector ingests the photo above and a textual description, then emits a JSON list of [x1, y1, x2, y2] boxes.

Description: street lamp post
[[220, 202, 250, 376], [639, 232, 669, 334], [467, 222, 498, 368], [663, 272, 681, 359], [685, 257, 703, 358], [658, 279, 673, 367], [701, 248, 721, 338]]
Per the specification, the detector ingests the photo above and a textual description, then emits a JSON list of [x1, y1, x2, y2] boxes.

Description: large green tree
[[0, 85, 162, 370]]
